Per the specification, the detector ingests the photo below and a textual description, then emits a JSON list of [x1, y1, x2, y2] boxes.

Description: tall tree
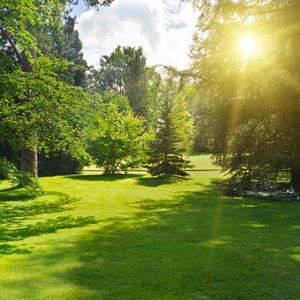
[[88, 46, 154, 121], [0, 0, 65, 177], [0, 0, 114, 178], [123, 47, 149, 118], [35, 14, 90, 175], [189, 0, 300, 187], [38, 15, 87, 87], [146, 78, 193, 177], [82, 0, 114, 7]]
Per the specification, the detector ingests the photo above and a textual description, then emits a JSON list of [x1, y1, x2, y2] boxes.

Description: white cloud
[[75, 0, 198, 69]]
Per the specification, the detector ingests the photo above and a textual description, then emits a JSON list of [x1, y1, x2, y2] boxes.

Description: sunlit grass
[[84, 153, 220, 172], [0, 155, 299, 299]]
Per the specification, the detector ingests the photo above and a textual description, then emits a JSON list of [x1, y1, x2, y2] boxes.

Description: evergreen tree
[[189, 0, 300, 187], [146, 78, 193, 177]]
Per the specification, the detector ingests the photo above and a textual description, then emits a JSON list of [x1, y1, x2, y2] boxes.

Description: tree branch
[[0, 24, 22, 64]]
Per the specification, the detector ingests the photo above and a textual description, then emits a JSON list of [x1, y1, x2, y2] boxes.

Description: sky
[[71, 0, 198, 69]]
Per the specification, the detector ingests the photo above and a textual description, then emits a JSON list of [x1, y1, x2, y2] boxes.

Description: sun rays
[[238, 35, 257, 59]]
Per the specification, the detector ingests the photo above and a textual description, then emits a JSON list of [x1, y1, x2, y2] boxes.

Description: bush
[[8, 170, 44, 197], [0, 157, 43, 197], [0, 157, 11, 179]]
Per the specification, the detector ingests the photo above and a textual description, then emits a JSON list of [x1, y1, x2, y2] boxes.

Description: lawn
[[0, 155, 299, 299], [83, 153, 221, 172]]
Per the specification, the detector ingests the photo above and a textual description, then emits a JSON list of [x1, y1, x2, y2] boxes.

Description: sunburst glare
[[239, 35, 257, 58]]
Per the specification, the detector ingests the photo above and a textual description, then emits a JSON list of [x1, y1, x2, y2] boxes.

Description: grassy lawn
[[0, 155, 299, 299], [83, 153, 220, 172]]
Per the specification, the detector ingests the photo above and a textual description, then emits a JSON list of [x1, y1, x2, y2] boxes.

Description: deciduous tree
[[87, 99, 149, 175], [88, 46, 157, 123], [0, 0, 114, 178]]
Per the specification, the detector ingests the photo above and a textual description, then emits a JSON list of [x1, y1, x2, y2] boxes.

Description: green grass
[[84, 153, 220, 172], [0, 155, 299, 299], [187, 154, 221, 170]]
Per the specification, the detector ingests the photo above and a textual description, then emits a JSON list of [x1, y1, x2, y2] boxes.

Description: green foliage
[[0, 0, 67, 55], [8, 170, 44, 198], [146, 78, 193, 177], [0, 56, 88, 153], [37, 15, 87, 87], [0, 158, 11, 179], [189, 0, 300, 186], [101, 92, 132, 114], [87, 99, 149, 174], [38, 149, 89, 176], [87, 46, 160, 125], [0, 157, 43, 197]]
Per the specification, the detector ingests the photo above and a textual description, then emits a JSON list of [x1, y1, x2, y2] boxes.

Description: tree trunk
[[290, 30, 300, 190], [21, 48, 38, 178], [21, 145, 38, 177], [291, 167, 300, 190]]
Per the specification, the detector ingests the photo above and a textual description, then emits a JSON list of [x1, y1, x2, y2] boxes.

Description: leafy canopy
[[87, 99, 149, 175]]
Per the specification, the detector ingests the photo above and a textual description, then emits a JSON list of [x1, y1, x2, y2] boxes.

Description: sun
[[238, 35, 257, 58], [240, 36, 256, 51]]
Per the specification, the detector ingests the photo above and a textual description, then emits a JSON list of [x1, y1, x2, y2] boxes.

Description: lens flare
[[239, 36, 257, 58]]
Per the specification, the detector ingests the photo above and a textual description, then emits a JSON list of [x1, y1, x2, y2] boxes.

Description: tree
[[81, 0, 115, 7], [87, 99, 149, 175], [0, 0, 114, 178], [123, 47, 149, 118], [88, 46, 154, 121], [0, 55, 89, 175], [0, 0, 68, 177], [38, 15, 88, 87], [189, 0, 300, 187], [146, 78, 193, 177], [34, 13, 90, 175]]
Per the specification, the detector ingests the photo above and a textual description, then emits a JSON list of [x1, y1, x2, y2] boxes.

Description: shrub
[[0, 157, 43, 197]]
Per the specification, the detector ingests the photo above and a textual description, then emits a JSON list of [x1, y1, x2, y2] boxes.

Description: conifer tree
[[188, 0, 300, 187], [147, 78, 192, 177]]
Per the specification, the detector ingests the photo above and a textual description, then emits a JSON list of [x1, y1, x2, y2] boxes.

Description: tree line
[[0, 0, 299, 195]]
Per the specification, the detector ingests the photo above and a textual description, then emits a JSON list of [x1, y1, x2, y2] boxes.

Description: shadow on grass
[[64, 173, 145, 182], [0, 190, 98, 256], [37, 184, 299, 299], [136, 175, 192, 187], [0, 192, 77, 223], [0, 186, 32, 202]]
